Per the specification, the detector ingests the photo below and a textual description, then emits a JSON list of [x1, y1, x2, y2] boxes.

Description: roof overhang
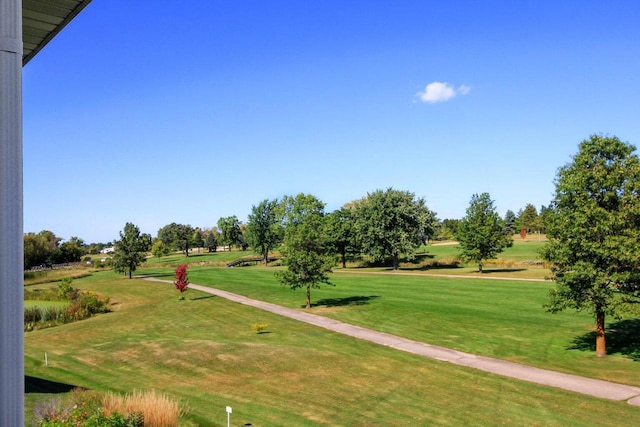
[[22, 0, 92, 66]]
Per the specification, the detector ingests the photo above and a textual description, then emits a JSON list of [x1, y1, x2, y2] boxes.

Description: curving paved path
[[142, 277, 640, 406]]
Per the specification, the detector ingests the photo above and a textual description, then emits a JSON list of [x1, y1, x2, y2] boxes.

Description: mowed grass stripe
[[25, 272, 640, 425]]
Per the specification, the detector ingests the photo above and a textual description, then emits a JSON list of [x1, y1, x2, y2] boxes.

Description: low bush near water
[[24, 279, 109, 331]]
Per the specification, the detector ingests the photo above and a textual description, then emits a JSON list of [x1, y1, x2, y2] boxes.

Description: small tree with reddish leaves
[[174, 264, 189, 299]]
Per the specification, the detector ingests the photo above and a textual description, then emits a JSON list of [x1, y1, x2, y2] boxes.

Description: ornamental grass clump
[[173, 263, 189, 300], [102, 390, 181, 427]]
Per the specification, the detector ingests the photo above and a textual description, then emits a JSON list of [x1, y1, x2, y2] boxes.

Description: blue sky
[[22, 1, 640, 243]]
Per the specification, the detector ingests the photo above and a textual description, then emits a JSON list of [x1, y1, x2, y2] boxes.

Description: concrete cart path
[[142, 277, 640, 406]]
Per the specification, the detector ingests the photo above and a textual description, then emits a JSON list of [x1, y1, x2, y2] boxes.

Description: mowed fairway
[[176, 266, 640, 386], [25, 271, 640, 425], [23, 271, 640, 425]]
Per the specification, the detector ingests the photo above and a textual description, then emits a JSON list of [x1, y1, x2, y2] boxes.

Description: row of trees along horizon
[[24, 135, 640, 357], [24, 200, 547, 271]]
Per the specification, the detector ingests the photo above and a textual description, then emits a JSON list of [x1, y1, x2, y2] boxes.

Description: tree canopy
[[203, 230, 218, 253], [355, 188, 437, 270], [23, 231, 86, 269], [455, 192, 512, 272], [276, 193, 334, 308], [217, 216, 242, 251], [157, 223, 194, 257], [325, 206, 359, 268], [519, 204, 539, 233], [113, 223, 151, 279], [503, 210, 517, 235], [245, 199, 283, 265], [542, 135, 640, 357]]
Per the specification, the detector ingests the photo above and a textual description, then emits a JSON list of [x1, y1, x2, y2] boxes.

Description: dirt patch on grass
[[310, 306, 351, 315]]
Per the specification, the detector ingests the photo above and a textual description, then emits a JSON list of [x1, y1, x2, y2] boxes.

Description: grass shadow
[[568, 319, 640, 361], [134, 272, 171, 279], [310, 295, 380, 308], [401, 264, 462, 271], [477, 268, 526, 274], [190, 295, 215, 301], [404, 254, 435, 264], [25, 375, 78, 394]]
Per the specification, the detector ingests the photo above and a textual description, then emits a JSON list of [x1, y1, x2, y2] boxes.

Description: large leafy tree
[[113, 223, 151, 279], [191, 228, 204, 253], [23, 231, 85, 268], [203, 230, 219, 253], [157, 223, 194, 257], [245, 199, 283, 265], [276, 193, 334, 308], [151, 240, 170, 258], [217, 216, 241, 251], [54, 237, 85, 264], [325, 206, 359, 268], [455, 192, 512, 272], [542, 135, 640, 357], [23, 232, 51, 269], [538, 205, 552, 234], [519, 204, 539, 233], [355, 188, 437, 270], [439, 218, 461, 240]]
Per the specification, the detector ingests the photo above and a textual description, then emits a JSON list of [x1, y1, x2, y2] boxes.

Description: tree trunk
[[128, 269, 132, 279], [596, 310, 606, 357], [306, 286, 311, 309], [341, 251, 346, 269], [393, 253, 399, 270], [478, 263, 483, 273], [264, 252, 268, 266]]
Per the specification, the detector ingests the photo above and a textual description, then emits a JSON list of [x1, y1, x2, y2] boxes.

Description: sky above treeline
[[22, 1, 640, 243]]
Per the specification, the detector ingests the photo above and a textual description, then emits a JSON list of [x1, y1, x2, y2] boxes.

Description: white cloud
[[415, 82, 470, 103]]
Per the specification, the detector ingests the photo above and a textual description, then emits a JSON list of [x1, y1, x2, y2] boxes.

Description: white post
[[226, 406, 232, 427], [0, 0, 24, 425]]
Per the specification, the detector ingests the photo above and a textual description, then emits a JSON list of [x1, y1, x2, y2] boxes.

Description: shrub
[[57, 278, 76, 300], [66, 290, 109, 322], [77, 291, 110, 315], [33, 389, 144, 427], [252, 322, 268, 333]]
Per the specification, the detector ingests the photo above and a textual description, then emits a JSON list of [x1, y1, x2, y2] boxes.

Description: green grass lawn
[[24, 271, 640, 425], [404, 239, 550, 279], [142, 249, 258, 268], [160, 266, 640, 387], [424, 239, 548, 263], [497, 239, 548, 261]]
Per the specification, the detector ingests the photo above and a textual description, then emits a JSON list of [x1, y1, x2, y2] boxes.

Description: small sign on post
[[226, 406, 232, 427]]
